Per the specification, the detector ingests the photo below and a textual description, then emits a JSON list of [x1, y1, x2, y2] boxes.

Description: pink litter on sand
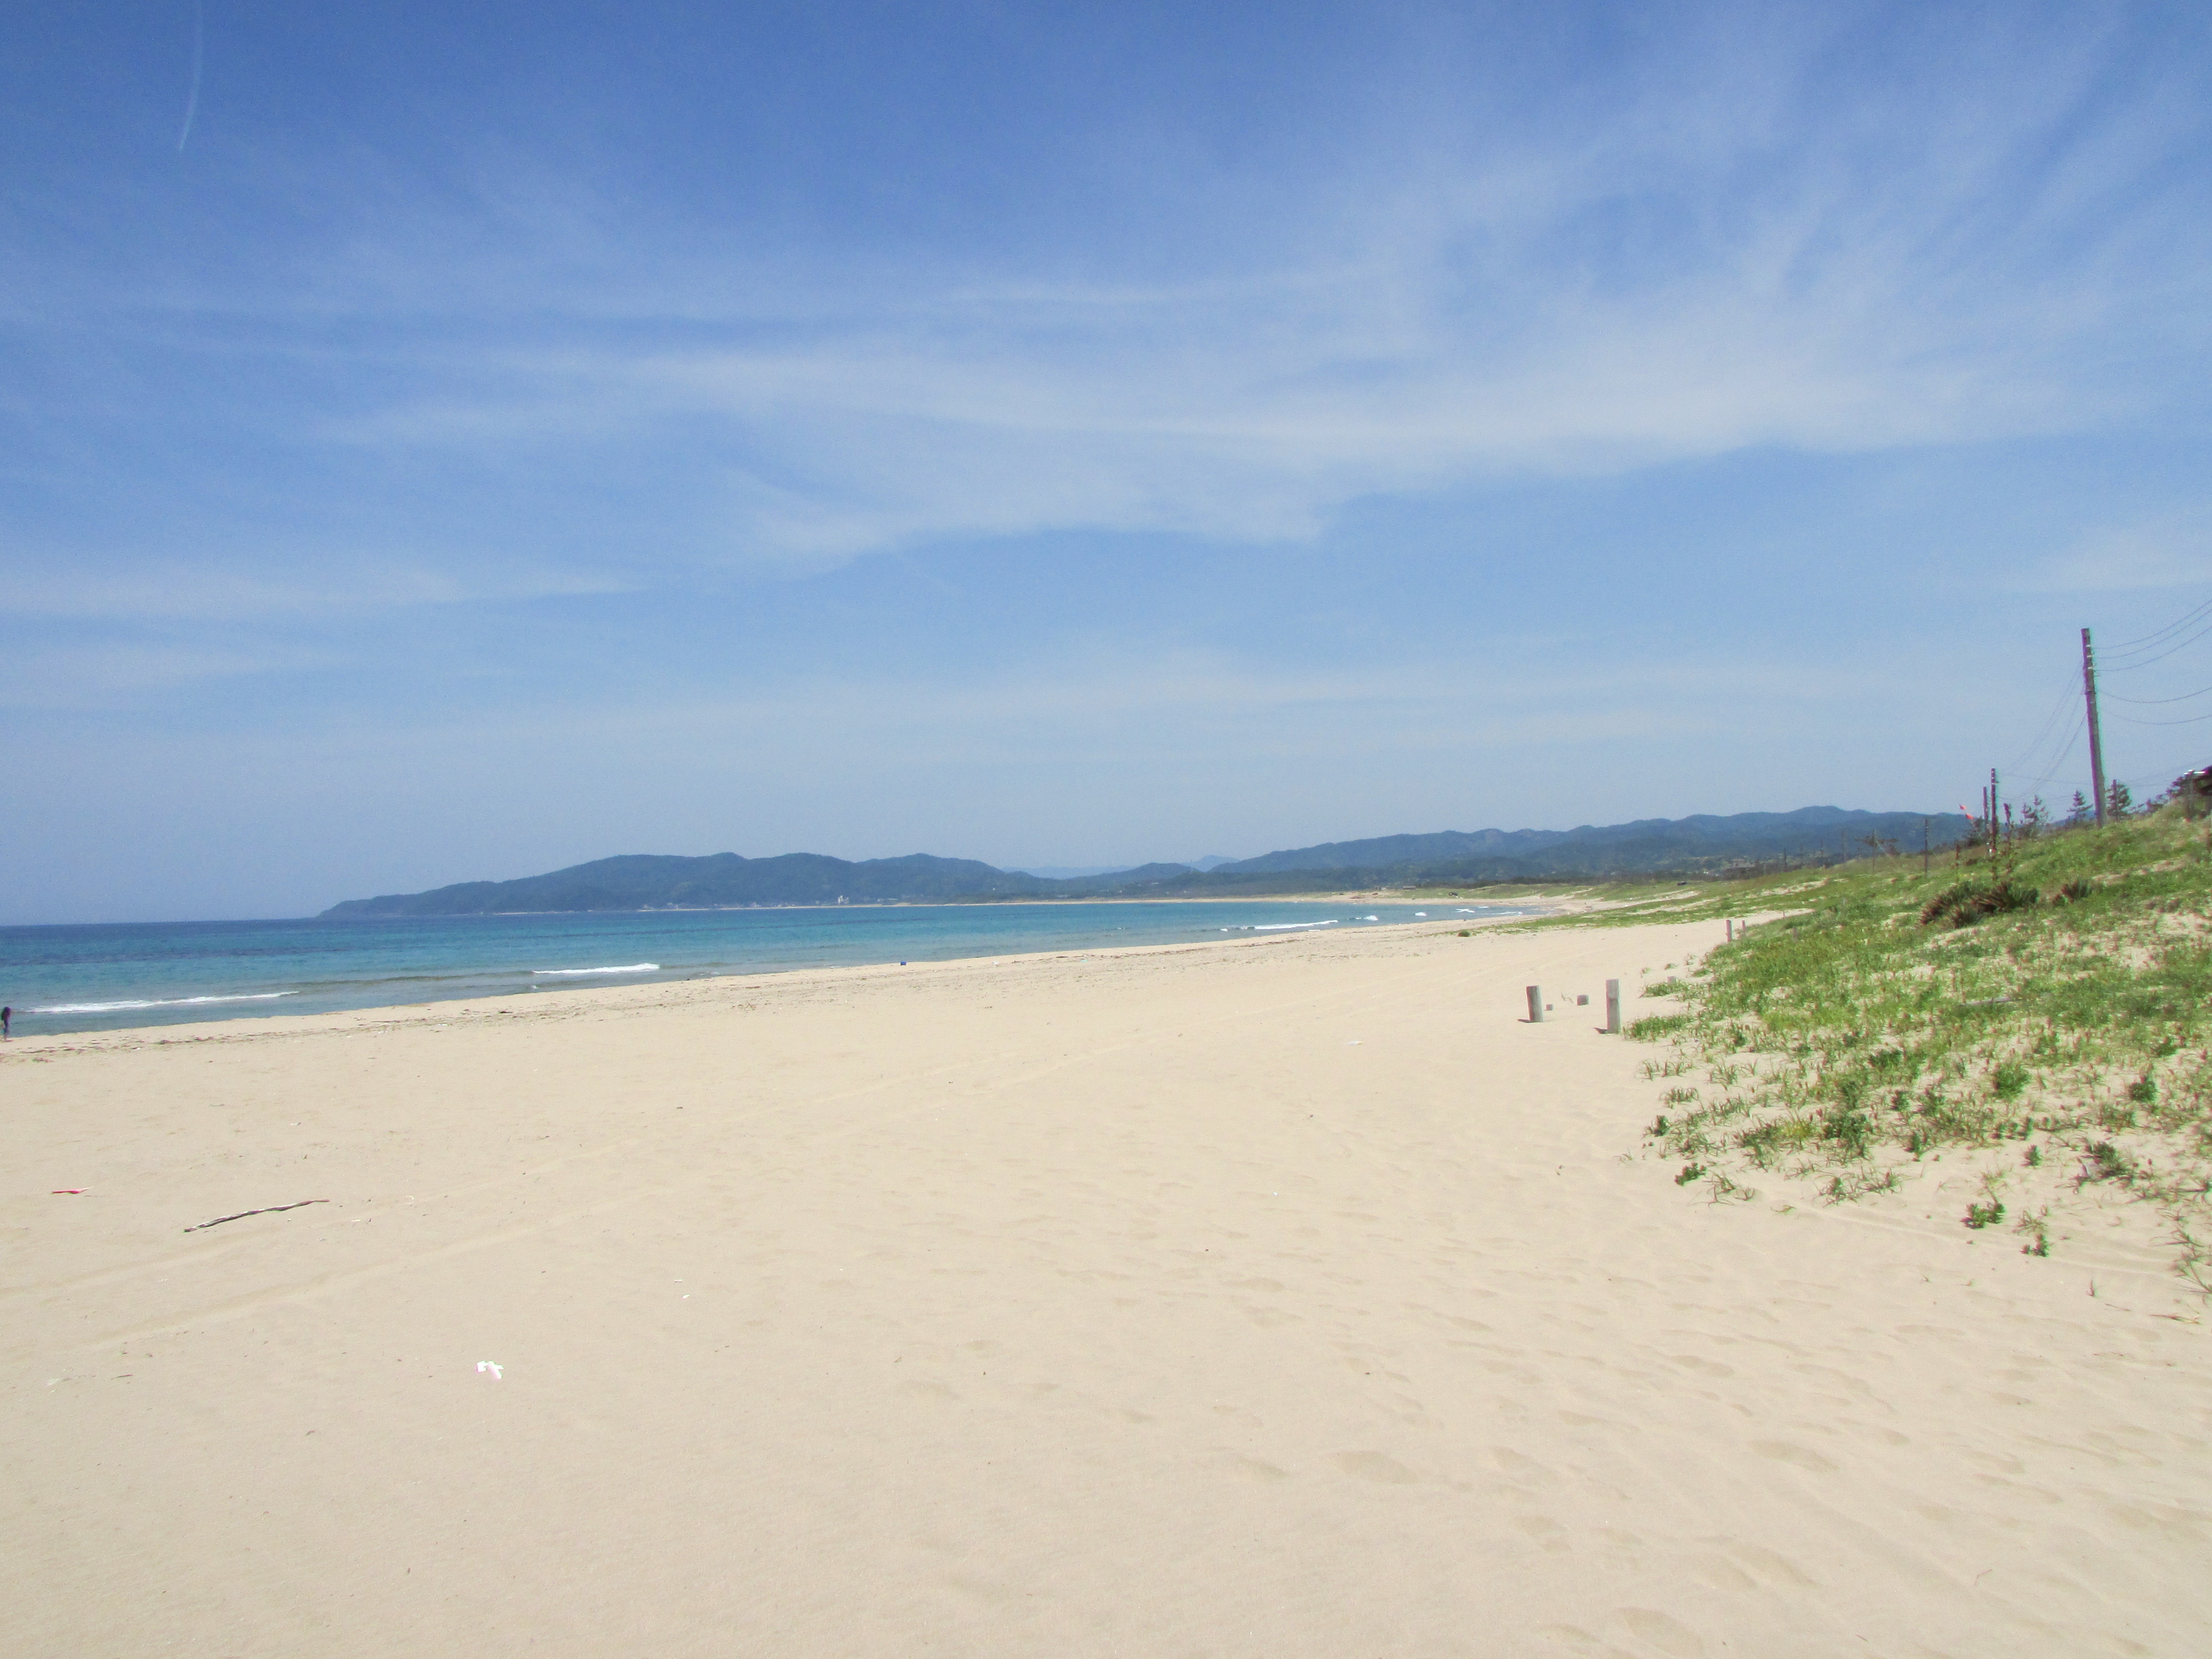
[[52, 1189, 84, 1194]]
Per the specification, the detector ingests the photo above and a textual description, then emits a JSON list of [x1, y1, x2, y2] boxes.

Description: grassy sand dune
[[1540, 813, 2212, 1286]]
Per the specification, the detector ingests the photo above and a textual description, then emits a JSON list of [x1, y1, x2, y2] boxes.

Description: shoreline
[[1, 906, 1557, 1055], [2, 899, 1569, 1046]]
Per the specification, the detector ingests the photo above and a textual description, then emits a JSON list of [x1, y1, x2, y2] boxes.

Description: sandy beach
[[4, 916, 2207, 1657]]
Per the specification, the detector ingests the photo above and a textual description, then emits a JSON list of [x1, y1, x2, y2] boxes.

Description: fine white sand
[[5, 919, 2208, 1657]]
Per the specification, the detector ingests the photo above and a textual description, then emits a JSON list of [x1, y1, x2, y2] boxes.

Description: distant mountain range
[[319, 806, 1970, 917], [1014, 856, 1240, 878]]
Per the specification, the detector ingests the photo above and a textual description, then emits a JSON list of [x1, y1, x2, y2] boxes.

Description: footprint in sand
[[1330, 1450, 1417, 1483], [1699, 1539, 1817, 1587], [1666, 1354, 1734, 1376], [1202, 1451, 1291, 1482], [1615, 1607, 1706, 1656], [1491, 1446, 1560, 1485], [1685, 1554, 1757, 1590], [1514, 1515, 1572, 1553], [1751, 1440, 1836, 1472], [1534, 1625, 1603, 1651]]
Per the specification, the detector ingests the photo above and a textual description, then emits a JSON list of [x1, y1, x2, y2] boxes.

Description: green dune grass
[[1524, 811, 2212, 1285]]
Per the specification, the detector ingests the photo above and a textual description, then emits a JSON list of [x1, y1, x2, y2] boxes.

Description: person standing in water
[[1, 1006, 11, 1038]]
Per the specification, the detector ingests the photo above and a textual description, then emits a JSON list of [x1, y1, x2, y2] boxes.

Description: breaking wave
[[31, 992, 296, 1014]]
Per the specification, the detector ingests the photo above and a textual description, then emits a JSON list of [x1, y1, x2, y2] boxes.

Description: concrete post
[[1605, 979, 1622, 1034], [1526, 985, 1544, 1023]]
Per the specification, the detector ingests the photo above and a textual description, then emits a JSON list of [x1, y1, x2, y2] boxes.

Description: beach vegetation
[[1543, 810, 2212, 1286]]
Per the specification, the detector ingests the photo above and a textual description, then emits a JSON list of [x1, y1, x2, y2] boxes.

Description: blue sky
[[4, 1, 2210, 922]]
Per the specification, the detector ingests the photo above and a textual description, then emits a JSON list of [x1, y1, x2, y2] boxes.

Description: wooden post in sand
[[1605, 979, 1622, 1034], [1526, 985, 1545, 1023]]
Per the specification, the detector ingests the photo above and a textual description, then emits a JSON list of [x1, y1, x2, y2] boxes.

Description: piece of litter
[[1347, 1040, 1360, 1046], [477, 1361, 503, 1380], [52, 1189, 85, 1195]]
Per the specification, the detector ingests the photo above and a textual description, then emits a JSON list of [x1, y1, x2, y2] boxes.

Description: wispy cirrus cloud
[[8, 4, 2193, 591], [2011, 515, 2212, 592], [0, 639, 341, 709], [0, 553, 630, 624], [273, 20, 2207, 570]]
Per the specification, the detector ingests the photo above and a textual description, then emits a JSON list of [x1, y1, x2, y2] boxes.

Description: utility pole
[[1990, 768, 2000, 853], [2082, 627, 2107, 828]]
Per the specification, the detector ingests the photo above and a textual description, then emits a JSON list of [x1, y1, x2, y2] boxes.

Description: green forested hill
[[320, 807, 1972, 915]]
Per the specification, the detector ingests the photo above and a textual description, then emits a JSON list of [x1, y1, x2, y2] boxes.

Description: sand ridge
[[4, 918, 2208, 1656]]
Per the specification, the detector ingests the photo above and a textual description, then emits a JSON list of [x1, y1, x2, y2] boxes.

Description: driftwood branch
[[183, 1198, 329, 1233]]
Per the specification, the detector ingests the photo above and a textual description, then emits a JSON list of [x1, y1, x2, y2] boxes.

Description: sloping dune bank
[[4, 918, 2207, 1657]]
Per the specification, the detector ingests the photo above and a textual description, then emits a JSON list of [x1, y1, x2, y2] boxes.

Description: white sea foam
[[1250, 920, 1338, 932], [530, 963, 661, 976], [31, 992, 297, 1014]]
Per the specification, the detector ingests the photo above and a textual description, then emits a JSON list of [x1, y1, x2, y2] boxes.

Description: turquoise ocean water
[[0, 900, 1529, 1037]]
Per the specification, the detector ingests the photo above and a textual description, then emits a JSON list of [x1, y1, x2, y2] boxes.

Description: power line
[[1987, 622, 2204, 817], [2103, 613, 2212, 672], [2018, 709, 2084, 796], [2015, 712, 2082, 798], [2116, 757, 2207, 791], [2002, 674, 2081, 776], [2103, 592, 2212, 658], [2113, 709, 2212, 727], [2105, 684, 2212, 705]]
